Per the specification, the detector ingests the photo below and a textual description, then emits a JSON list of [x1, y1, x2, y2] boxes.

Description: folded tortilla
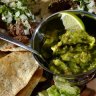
[[0, 51, 39, 96]]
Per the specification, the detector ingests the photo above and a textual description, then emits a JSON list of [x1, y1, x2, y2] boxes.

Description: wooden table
[[81, 78, 96, 96]]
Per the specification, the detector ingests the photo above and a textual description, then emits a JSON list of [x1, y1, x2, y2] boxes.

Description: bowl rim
[[32, 10, 96, 78]]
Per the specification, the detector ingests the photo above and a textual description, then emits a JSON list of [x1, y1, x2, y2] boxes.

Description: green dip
[[41, 29, 96, 75], [38, 76, 80, 96]]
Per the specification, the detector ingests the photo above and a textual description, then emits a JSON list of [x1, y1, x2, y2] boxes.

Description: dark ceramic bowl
[[32, 10, 96, 85]]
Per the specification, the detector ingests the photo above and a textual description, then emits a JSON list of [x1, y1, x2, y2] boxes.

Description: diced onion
[[26, 12, 32, 17], [23, 20, 31, 35], [24, 29, 30, 35], [77, 6, 84, 10], [2, 14, 6, 21], [15, 11, 20, 18], [17, 1, 22, 8], [20, 14, 28, 21], [9, 2, 16, 8], [7, 16, 12, 23], [88, 9, 94, 13], [23, 20, 31, 29], [87, 1, 95, 8]]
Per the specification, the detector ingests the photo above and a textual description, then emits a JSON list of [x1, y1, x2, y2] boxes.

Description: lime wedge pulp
[[61, 12, 85, 31]]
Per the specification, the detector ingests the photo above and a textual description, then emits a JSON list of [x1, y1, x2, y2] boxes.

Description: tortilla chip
[[17, 67, 43, 96], [0, 40, 27, 52], [0, 51, 39, 96], [0, 51, 8, 58]]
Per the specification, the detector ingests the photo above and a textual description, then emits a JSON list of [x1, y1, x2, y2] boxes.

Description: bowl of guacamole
[[32, 10, 96, 84]]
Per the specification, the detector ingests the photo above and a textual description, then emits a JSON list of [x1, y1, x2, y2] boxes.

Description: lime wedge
[[61, 12, 85, 31]]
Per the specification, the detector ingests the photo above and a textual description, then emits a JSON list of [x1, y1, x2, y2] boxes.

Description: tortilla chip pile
[[0, 39, 44, 96]]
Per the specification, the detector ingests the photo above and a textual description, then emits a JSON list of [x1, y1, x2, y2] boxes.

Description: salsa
[[41, 29, 96, 75]]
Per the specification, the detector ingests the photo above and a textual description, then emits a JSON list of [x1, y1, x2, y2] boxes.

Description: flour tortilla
[[17, 67, 43, 96], [0, 51, 39, 96]]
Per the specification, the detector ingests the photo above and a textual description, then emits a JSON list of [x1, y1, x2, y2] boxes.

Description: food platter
[[0, 0, 96, 96]]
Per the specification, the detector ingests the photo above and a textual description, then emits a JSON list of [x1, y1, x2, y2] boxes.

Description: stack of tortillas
[[0, 39, 43, 96]]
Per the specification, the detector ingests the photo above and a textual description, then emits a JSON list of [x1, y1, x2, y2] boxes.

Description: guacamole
[[38, 76, 80, 96], [41, 29, 96, 75]]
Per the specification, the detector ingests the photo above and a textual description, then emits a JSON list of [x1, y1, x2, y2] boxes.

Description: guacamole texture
[[38, 76, 80, 96], [41, 29, 96, 75]]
